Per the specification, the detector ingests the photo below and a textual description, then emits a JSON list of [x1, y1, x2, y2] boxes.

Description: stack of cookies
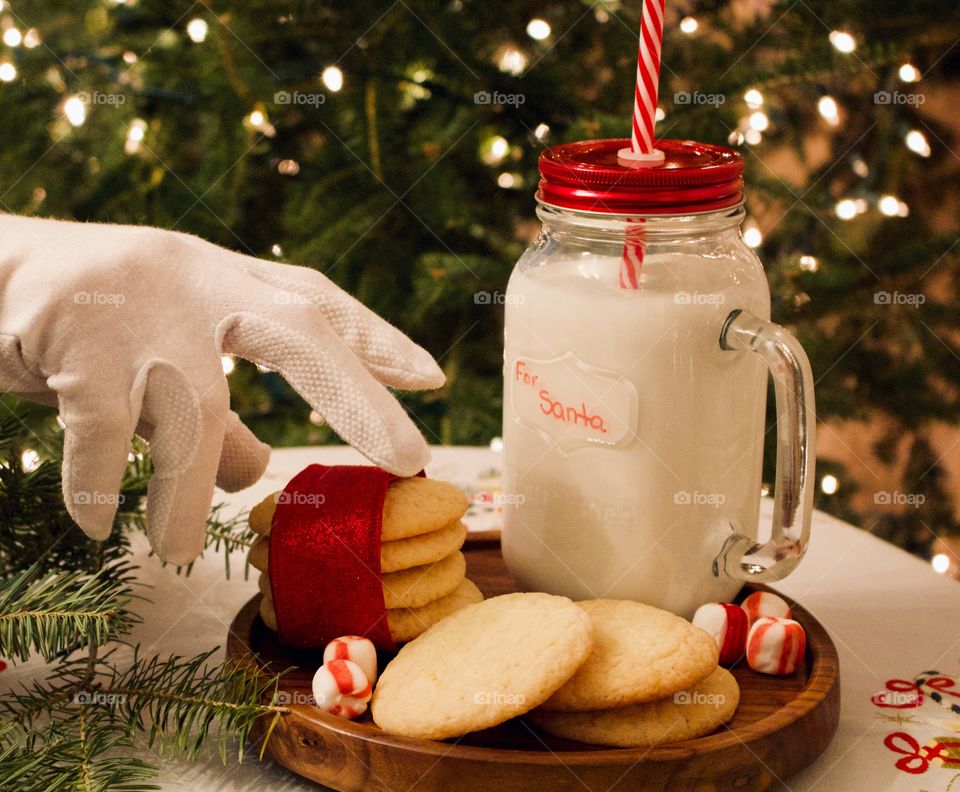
[[371, 595, 739, 746], [248, 477, 483, 643], [528, 599, 739, 747]]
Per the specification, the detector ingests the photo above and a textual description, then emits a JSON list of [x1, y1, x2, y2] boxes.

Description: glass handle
[[714, 309, 816, 582]]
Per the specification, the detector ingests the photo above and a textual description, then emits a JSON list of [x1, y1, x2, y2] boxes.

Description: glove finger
[[216, 411, 270, 492], [138, 409, 269, 494], [60, 401, 137, 542], [140, 360, 228, 565], [220, 311, 430, 476], [246, 263, 444, 390]]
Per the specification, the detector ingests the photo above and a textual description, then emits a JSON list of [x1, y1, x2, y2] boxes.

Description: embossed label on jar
[[509, 355, 638, 451]]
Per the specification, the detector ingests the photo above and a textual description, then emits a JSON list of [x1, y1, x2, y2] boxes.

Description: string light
[[898, 63, 921, 83], [490, 436, 504, 453], [248, 110, 265, 127], [851, 156, 869, 177], [221, 355, 236, 375], [533, 123, 550, 140], [878, 195, 909, 217], [20, 449, 41, 472], [497, 172, 523, 189], [23, 28, 39, 48], [271, 244, 283, 256], [748, 111, 769, 132], [64, 95, 87, 127], [124, 118, 147, 154], [186, 18, 208, 43], [655, 107, 665, 122], [744, 128, 762, 146], [828, 30, 856, 53], [679, 17, 698, 34], [742, 221, 762, 248], [835, 198, 859, 220], [277, 158, 300, 175], [820, 474, 839, 495], [817, 95, 840, 126], [2, 27, 22, 47], [526, 19, 551, 40], [482, 135, 510, 165], [744, 89, 763, 108], [932, 553, 951, 574], [905, 129, 931, 157], [497, 46, 527, 75], [0, 62, 15, 82], [309, 410, 324, 425], [321, 65, 344, 92], [799, 255, 819, 272]]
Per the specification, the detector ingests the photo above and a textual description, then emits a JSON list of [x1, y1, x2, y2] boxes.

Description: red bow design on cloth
[[884, 732, 960, 774]]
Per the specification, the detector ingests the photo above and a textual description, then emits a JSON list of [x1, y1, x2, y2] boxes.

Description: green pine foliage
[[0, 408, 284, 790]]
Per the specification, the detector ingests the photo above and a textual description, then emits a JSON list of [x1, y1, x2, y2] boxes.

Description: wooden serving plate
[[227, 536, 840, 791]]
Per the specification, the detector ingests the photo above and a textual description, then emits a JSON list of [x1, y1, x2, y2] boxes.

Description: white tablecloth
[[6, 446, 960, 791]]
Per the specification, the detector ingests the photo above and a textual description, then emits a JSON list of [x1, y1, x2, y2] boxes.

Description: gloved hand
[[0, 214, 444, 564]]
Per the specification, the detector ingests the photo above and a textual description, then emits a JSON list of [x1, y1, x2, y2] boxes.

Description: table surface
[[6, 445, 960, 792]]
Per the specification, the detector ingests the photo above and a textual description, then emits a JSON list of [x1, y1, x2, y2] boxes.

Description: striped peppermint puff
[[312, 658, 373, 718], [746, 617, 807, 675]]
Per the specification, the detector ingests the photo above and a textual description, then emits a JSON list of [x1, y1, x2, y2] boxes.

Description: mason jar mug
[[501, 139, 815, 617]]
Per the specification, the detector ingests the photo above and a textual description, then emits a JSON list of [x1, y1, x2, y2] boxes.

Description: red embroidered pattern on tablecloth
[[874, 670, 960, 776]]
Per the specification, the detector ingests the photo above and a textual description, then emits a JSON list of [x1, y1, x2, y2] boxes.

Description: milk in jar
[[501, 139, 816, 616]]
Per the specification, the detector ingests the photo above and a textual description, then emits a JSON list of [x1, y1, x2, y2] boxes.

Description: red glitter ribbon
[[268, 464, 397, 650]]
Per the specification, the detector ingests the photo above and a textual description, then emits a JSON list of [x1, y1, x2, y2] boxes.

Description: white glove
[[0, 214, 444, 564]]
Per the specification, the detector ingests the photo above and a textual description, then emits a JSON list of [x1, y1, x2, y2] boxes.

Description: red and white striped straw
[[618, 0, 667, 289], [629, 0, 666, 159]]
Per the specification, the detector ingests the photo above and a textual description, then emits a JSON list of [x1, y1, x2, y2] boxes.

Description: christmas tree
[[0, 0, 959, 781]]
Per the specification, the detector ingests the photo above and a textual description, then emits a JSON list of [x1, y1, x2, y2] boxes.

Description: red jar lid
[[537, 139, 744, 215]]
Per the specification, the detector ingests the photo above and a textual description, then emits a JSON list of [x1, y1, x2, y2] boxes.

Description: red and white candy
[[312, 659, 372, 718], [323, 635, 378, 686], [746, 617, 806, 675], [692, 602, 748, 665], [741, 591, 792, 626]]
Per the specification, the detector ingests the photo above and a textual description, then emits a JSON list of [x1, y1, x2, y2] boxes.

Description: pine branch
[[103, 649, 288, 763], [0, 716, 158, 792], [198, 505, 257, 581], [0, 565, 138, 662]]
